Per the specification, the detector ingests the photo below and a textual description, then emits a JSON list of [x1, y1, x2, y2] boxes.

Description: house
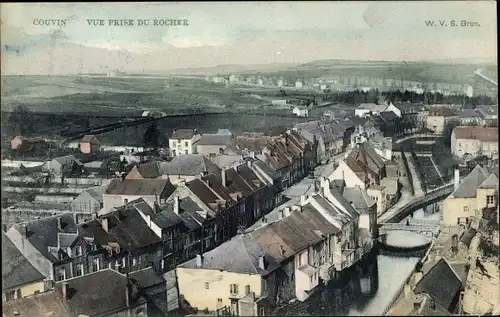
[[79, 199, 164, 275], [292, 106, 309, 117], [80, 134, 100, 154], [2, 269, 148, 317], [169, 129, 201, 156], [2, 232, 46, 302], [368, 134, 393, 161], [458, 109, 483, 125], [394, 102, 429, 131], [384, 102, 402, 117], [233, 132, 277, 154], [373, 111, 400, 137], [295, 80, 303, 88], [42, 155, 85, 177], [126, 154, 221, 183], [129, 267, 170, 316], [212, 155, 246, 169], [451, 126, 498, 159], [103, 178, 176, 213], [475, 105, 498, 126], [295, 121, 348, 162], [10, 136, 48, 152], [5, 214, 87, 282], [250, 158, 283, 207], [329, 141, 386, 189], [354, 103, 388, 117], [426, 106, 458, 134], [71, 185, 107, 222], [442, 165, 498, 226], [413, 258, 464, 313], [196, 132, 233, 157]]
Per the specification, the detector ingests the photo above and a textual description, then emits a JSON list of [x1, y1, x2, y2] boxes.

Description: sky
[[1, 1, 497, 74]]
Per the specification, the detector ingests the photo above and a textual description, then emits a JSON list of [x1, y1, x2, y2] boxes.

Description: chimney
[[284, 207, 291, 217], [57, 217, 63, 230], [454, 168, 460, 190], [221, 168, 227, 187], [101, 218, 109, 233], [121, 172, 126, 182], [414, 271, 423, 284], [262, 216, 267, 224], [173, 196, 180, 214], [279, 210, 284, 219], [258, 256, 266, 270], [196, 254, 203, 268], [404, 283, 413, 299], [300, 194, 307, 206], [61, 282, 69, 300]]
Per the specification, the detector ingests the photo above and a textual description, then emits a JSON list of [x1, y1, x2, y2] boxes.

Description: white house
[[292, 106, 309, 117], [354, 103, 388, 117], [169, 129, 201, 156], [295, 80, 303, 89], [384, 102, 402, 117]]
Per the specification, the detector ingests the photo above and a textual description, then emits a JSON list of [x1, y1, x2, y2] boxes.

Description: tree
[[9, 105, 35, 135], [143, 122, 161, 152], [442, 119, 460, 147]]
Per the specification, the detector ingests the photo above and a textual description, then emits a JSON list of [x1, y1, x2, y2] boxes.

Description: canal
[[273, 207, 441, 316]]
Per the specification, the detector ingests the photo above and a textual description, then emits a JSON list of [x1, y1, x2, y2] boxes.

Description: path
[[429, 157, 444, 183], [404, 152, 425, 196]]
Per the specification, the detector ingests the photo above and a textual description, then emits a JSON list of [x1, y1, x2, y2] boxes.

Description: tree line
[[323, 89, 496, 108]]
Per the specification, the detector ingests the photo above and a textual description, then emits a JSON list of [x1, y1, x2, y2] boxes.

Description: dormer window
[[76, 245, 83, 256]]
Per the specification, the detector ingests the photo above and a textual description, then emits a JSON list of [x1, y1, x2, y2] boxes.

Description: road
[[474, 68, 498, 86]]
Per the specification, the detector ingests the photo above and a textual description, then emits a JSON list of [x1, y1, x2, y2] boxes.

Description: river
[[274, 208, 440, 316]]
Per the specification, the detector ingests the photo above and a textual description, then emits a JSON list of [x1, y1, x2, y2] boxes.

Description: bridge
[[379, 183, 454, 224], [378, 219, 440, 237], [394, 133, 442, 145]]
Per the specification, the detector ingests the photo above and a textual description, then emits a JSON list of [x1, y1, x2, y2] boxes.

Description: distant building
[[292, 106, 309, 117], [475, 105, 498, 126], [466, 85, 474, 97], [458, 109, 484, 126], [426, 106, 458, 134], [295, 80, 303, 89], [80, 134, 99, 154], [71, 185, 107, 222], [451, 126, 498, 159], [11, 136, 47, 152], [355, 103, 388, 117], [196, 132, 233, 157], [42, 155, 85, 176], [169, 129, 201, 156], [103, 178, 175, 212]]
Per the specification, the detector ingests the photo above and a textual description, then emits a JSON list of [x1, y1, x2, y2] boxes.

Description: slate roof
[[428, 106, 457, 117], [86, 185, 107, 203], [450, 165, 490, 198], [212, 155, 245, 169], [11, 213, 78, 263], [395, 102, 428, 114], [136, 162, 161, 178], [105, 178, 175, 197], [342, 186, 376, 212], [2, 232, 44, 290], [54, 269, 146, 316], [253, 160, 280, 180], [197, 134, 232, 146], [414, 258, 462, 312], [130, 266, 166, 289], [356, 103, 387, 112], [171, 129, 196, 140], [81, 134, 98, 143], [53, 155, 83, 166], [185, 178, 220, 207], [475, 104, 498, 118], [416, 293, 452, 316], [458, 109, 482, 118], [478, 173, 499, 190], [160, 154, 221, 177], [378, 111, 398, 123], [453, 126, 498, 142], [178, 234, 280, 276], [380, 177, 398, 196], [155, 196, 205, 229]]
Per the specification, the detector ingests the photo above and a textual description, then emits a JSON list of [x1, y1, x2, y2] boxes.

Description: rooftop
[[171, 129, 197, 140], [453, 126, 498, 142], [2, 232, 44, 291], [105, 178, 175, 197], [428, 106, 457, 117], [161, 154, 221, 177], [197, 133, 232, 146], [450, 165, 491, 198]]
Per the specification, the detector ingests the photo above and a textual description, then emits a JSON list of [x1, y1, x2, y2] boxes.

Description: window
[[92, 258, 100, 272], [218, 298, 223, 303], [5, 290, 15, 301], [184, 141, 188, 147], [124, 198, 128, 204], [122, 257, 127, 268], [259, 307, 265, 316], [76, 263, 84, 276], [75, 245, 83, 256], [245, 285, 251, 295], [486, 195, 495, 205], [57, 268, 66, 281], [137, 255, 142, 264], [132, 258, 137, 267], [184, 149, 188, 154], [205, 282, 210, 290], [16, 289, 21, 299], [463, 206, 469, 212], [230, 284, 239, 295], [309, 276, 313, 284]]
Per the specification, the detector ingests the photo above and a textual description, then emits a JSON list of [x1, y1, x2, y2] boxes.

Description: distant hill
[[162, 63, 299, 75]]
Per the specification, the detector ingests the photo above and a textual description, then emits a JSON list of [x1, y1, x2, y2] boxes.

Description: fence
[[2, 175, 109, 186], [3, 186, 83, 195], [34, 195, 75, 203]]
